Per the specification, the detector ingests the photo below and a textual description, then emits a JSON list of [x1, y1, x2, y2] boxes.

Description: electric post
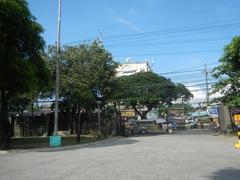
[[98, 31, 103, 47], [204, 63, 209, 106], [50, 0, 62, 147]]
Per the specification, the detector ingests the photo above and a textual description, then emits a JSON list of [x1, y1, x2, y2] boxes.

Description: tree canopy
[[114, 72, 192, 119], [176, 83, 193, 102], [212, 36, 240, 107], [47, 41, 117, 109], [0, 0, 50, 148], [0, 0, 50, 94], [46, 41, 117, 140]]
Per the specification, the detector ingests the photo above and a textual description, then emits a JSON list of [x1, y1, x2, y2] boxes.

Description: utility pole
[[50, 0, 62, 147], [204, 63, 209, 106], [98, 31, 103, 47]]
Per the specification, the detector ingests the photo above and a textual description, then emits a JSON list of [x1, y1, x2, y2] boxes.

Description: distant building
[[115, 60, 152, 120], [115, 61, 151, 77]]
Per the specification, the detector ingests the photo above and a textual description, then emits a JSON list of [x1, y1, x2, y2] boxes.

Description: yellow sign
[[234, 114, 240, 124], [121, 111, 135, 117]]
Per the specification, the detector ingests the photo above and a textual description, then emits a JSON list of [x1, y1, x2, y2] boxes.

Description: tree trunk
[[10, 115, 15, 137], [71, 105, 77, 134], [20, 108, 24, 136], [113, 104, 119, 136], [133, 105, 152, 119], [76, 106, 81, 143], [66, 102, 71, 133], [0, 90, 11, 149]]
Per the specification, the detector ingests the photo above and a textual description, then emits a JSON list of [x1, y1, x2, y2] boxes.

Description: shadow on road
[[173, 129, 214, 136], [30, 137, 139, 152], [89, 138, 139, 148], [207, 168, 240, 180]]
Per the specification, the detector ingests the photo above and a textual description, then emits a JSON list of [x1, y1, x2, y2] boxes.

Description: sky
[[28, 0, 240, 105]]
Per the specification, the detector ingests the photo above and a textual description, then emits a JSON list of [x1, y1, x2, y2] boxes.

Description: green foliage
[[0, 0, 50, 148], [115, 72, 187, 119], [176, 83, 193, 102], [46, 41, 117, 109], [0, 0, 50, 95], [212, 36, 240, 107]]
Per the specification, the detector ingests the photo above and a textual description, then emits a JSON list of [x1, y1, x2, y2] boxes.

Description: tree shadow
[[208, 168, 240, 180], [32, 137, 139, 152], [89, 138, 139, 148], [174, 129, 213, 136]]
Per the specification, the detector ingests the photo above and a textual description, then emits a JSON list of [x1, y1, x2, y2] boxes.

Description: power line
[[159, 68, 214, 75], [158, 62, 219, 74], [114, 49, 221, 58], [104, 36, 230, 48], [104, 21, 240, 41], [62, 19, 240, 46], [165, 72, 211, 79]]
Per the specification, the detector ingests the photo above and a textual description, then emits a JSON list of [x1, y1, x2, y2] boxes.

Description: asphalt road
[[0, 130, 240, 180]]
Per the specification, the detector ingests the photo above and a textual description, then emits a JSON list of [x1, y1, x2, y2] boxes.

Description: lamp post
[[50, 0, 62, 147]]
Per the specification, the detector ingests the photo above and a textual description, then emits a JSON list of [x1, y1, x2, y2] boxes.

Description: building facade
[[115, 61, 151, 77]]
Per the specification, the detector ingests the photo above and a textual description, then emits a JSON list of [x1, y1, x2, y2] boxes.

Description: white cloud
[[115, 17, 141, 32], [104, 7, 116, 14], [187, 83, 223, 107], [103, 6, 141, 32], [186, 84, 206, 106], [128, 8, 137, 15]]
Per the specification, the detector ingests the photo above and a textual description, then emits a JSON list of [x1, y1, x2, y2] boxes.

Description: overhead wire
[[63, 19, 240, 46], [103, 21, 240, 41], [114, 49, 221, 58]]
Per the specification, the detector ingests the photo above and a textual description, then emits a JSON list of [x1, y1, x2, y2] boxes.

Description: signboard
[[234, 114, 240, 124], [191, 111, 208, 118], [207, 106, 219, 118], [121, 111, 135, 117]]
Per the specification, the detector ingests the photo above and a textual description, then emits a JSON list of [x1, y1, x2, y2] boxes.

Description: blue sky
[[28, 0, 240, 72], [28, 0, 240, 104]]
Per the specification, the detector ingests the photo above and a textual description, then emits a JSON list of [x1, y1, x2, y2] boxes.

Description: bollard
[[235, 124, 240, 149], [50, 135, 62, 147]]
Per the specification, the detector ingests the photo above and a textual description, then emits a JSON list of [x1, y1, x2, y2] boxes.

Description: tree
[[176, 83, 193, 103], [212, 36, 240, 107], [0, 0, 50, 148], [115, 72, 181, 119], [46, 41, 117, 141]]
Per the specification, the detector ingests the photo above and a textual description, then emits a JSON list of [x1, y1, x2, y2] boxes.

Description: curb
[[0, 150, 8, 155]]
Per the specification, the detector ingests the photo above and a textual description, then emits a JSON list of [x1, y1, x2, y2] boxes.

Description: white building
[[115, 61, 151, 77]]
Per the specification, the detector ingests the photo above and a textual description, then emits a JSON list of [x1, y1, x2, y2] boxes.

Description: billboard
[[121, 110, 135, 117]]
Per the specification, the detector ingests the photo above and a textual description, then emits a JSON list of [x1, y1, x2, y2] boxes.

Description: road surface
[[0, 131, 240, 180]]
